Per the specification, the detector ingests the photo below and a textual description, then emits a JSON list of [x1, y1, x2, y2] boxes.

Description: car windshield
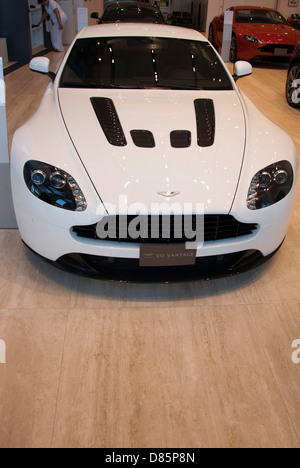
[[235, 9, 287, 25], [59, 37, 233, 91], [102, 5, 164, 23], [173, 12, 191, 17]]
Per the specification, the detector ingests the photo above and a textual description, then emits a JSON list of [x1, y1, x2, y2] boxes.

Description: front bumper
[[27, 243, 281, 281], [238, 38, 295, 61], [12, 178, 295, 280]]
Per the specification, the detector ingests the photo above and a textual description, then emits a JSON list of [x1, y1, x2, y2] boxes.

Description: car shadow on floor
[[22, 243, 277, 304]]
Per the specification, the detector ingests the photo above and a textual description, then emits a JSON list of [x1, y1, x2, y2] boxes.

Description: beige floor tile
[[0, 246, 72, 309], [247, 303, 300, 440], [50, 306, 299, 448], [67, 275, 247, 309], [0, 308, 69, 448], [238, 242, 300, 305]]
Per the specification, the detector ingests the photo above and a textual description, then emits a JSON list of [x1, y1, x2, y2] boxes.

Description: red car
[[209, 6, 300, 62]]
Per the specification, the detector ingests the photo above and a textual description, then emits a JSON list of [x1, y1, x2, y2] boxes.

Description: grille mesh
[[72, 215, 258, 244], [258, 44, 295, 54]]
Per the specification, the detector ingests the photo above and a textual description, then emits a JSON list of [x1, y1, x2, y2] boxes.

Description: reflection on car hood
[[238, 23, 300, 42], [58, 89, 246, 214]]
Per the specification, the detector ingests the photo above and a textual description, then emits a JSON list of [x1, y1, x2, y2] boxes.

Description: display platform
[[0, 38, 8, 64], [0, 164, 17, 228], [0, 57, 17, 228]]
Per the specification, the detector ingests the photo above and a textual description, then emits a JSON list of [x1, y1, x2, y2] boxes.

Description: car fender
[[11, 82, 103, 229], [230, 90, 298, 233]]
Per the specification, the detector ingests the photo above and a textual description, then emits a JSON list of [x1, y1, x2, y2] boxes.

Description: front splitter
[[28, 245, 282, 282]]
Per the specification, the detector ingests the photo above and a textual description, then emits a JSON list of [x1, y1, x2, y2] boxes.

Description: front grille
[[258, 44, 295, 54], [72, 215, 258, 244]]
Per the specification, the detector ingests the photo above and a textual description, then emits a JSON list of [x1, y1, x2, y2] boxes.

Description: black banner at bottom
[[101, 450, 202, 465]]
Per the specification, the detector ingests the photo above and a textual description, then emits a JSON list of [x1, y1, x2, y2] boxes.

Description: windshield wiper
[[61, 82, 124, 89], [154, 83, 200, 90], [61, 82, 92, 88]]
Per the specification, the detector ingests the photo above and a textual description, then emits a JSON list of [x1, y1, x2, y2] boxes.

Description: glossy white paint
[[58, 88, 245, 214], [10, 23, 298, 264]]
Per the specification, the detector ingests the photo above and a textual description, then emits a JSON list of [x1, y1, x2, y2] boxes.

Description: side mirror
[[30, 57, 56, 81], [233, 61, 253, 81], [90, 11, 102, 23]]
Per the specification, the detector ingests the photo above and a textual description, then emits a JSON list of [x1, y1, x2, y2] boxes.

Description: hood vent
[[170, 130, 191, 148], [91, 97, 127, 147], [131, 130, 155, 148], [194, 99, 215, 147]]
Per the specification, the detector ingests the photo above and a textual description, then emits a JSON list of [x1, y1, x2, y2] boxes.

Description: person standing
[[38, 0, 68, 53]]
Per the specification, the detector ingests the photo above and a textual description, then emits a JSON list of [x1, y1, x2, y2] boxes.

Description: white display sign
[[221, 10, 234, 63], [0, 57, 9, 164], [77, 7, 88, 32], [0, 57, 5, 107], [224, 11, 234, 38], [0, 54, 17, 228]]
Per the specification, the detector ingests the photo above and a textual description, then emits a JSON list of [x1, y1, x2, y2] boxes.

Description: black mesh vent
[[90, 97, 127, 147], [194, 99, 215, 147], [258, 44, 295, 54], [131, 130, 155, 148], [72, 215, 258, 244], [170, 130, 191, 148]]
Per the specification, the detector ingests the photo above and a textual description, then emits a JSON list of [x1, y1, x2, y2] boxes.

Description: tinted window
[[235, 9, 287, 24], [60, 37, 233, 91], [102, 5, 164, 23]]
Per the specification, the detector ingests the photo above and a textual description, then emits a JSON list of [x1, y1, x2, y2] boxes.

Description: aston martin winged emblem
[[157, 191, 180, 198]]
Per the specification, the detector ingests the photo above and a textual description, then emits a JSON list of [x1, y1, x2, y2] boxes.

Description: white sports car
[[11, 24, 298, 280]]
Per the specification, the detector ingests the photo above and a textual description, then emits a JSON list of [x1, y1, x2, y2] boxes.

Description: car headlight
[[244, 35, 262, 44], [247, 161, 294, 210], [24, 160, 87, 212]]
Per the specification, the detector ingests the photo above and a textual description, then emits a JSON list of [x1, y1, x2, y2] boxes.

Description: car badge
[[158, 191, 180, 198]]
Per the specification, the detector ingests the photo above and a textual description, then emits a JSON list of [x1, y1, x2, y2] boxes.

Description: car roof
[[231, 5, 277, 11], [104, 1, 160, 8], [76, 23, 208, 42]]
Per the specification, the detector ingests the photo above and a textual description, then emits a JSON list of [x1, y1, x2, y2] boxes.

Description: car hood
[[58, 88, 245, 214], [237, 23, 300, 42]]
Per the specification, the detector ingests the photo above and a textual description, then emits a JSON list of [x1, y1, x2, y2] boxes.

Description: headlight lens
[[24, 160, 87, 212], [247, 161, 294, 210], [244, 35, 262, 44]]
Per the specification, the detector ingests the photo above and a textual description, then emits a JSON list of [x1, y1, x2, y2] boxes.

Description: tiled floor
[[0, 52, 300, 448]]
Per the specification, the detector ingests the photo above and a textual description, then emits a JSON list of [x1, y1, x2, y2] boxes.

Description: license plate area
[[274, 48, 288, 56], [140, 244, 197, 267]]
